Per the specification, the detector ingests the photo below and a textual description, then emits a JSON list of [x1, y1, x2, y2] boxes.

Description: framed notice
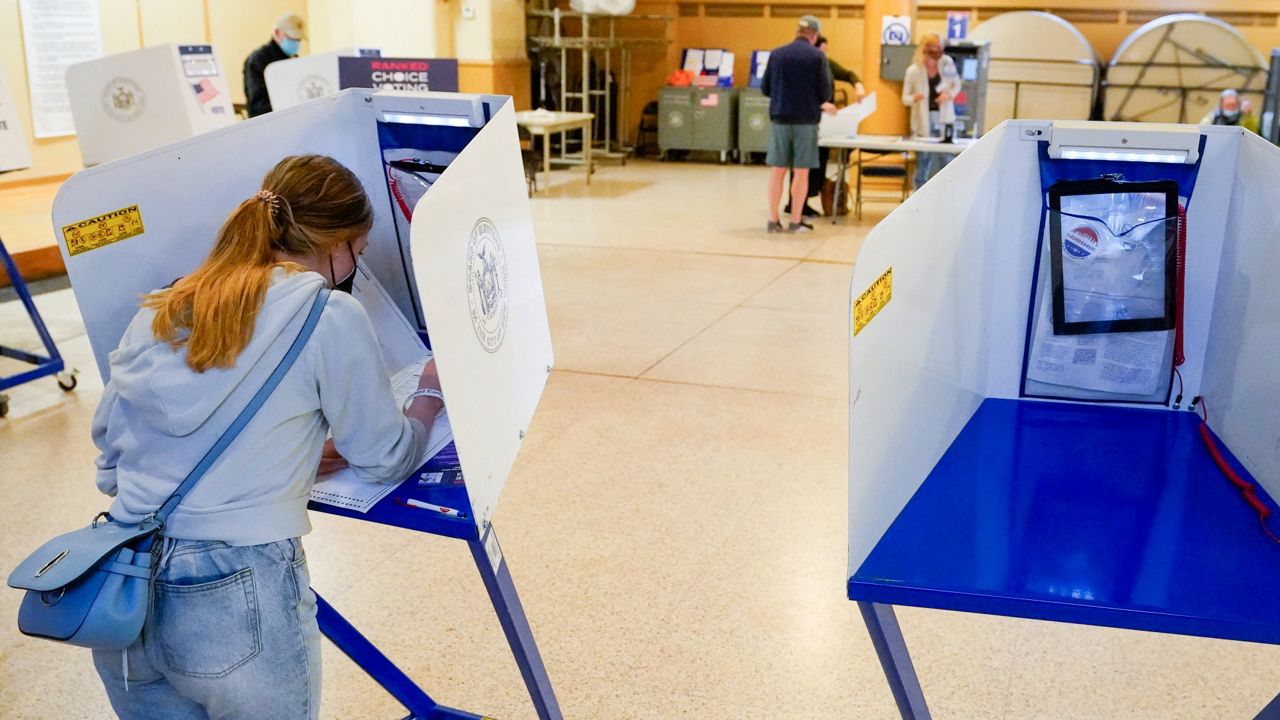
[[19, 0, 104, 138]]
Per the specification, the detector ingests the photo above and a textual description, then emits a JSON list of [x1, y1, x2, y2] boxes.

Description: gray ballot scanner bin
[[50, 88, 560, 718], [659, 86, 739, 162], [53, 88, 553, 538], [737, 87, 771, 161]]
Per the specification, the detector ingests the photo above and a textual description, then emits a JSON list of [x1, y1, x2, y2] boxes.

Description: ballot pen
[[394, 496, 466, 518]]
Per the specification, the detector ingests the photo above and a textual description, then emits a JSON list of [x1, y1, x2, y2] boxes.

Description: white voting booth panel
[[0, 59, 32, 172], [265, 48, 380, 111], [65, 44, 236, 167], [845, 120, 1269, 573], [968, 12, 1097, 133], [51, 88, 550, 534]]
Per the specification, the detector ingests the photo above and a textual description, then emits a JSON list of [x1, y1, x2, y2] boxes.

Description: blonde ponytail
[[144, 155, 373, 372]]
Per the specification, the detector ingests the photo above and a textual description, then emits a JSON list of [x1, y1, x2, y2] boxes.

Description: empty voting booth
[[66, 44, 237, 166], [51, 88, 562, 720], [846, 119, 1280, 719]]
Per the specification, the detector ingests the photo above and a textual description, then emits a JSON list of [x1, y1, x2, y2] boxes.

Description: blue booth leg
[[315, 591, 487, 720], [1256, 692, 1280, 720], [859, 602, 932, 720], [468, 525, 564, 720]]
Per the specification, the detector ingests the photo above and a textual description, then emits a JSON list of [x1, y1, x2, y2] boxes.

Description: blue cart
[[0, 236, 77, 418]]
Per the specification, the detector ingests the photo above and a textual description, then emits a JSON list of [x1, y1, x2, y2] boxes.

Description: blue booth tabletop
[[849, 398, 1280, 645]]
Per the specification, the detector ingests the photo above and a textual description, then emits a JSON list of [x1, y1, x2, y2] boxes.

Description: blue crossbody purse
[[7, 289, 330, 651]]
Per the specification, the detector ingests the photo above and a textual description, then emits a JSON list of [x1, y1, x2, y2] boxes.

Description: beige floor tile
[[744, 260, 855, 316], [643, 305, 848, 399]]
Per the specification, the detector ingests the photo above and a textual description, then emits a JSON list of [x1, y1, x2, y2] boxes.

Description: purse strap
[[150, 288, 331, 526]]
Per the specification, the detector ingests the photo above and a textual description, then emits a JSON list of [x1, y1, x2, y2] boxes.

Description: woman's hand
[[912, 92, 924, 103], [937, 91, 951, 104], [404, 359, 444, 427], [317, 438, 348, 475]]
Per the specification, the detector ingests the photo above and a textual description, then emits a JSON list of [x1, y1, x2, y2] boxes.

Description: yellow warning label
[[62, 205, 145, 257], [853, 266, 892, 336]]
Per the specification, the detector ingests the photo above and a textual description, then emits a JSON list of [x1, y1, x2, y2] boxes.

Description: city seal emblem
[[466, 217, 509, 353], [102, 78, 145, 122]]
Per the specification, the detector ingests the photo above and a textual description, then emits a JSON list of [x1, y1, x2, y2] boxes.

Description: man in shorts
[[761, 15, 837, 233]]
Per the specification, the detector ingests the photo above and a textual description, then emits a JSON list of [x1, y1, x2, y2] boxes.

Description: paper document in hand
[[310, 267, 455, 512], [819, 92, 877, 139]]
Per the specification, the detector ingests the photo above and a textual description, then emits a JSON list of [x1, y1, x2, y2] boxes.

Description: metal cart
[[0, 236, 76, 418]]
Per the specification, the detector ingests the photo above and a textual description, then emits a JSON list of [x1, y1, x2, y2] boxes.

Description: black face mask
[[330, 242, 358, 294]]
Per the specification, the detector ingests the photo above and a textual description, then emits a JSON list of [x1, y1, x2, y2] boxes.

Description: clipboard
[[1046, 178, 1179, 336]]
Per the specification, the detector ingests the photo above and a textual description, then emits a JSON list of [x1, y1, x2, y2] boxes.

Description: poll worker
[[1200, 89, 1261, 134], [787, 34, 868, 218], [243, 13, 306, 118], [902, 32, 961, 189], [89, 155, 443, 719], [761, 14, 837, 233]]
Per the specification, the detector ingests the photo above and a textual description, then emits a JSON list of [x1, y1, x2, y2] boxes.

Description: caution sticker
[[853, 266, 892, 336], [62, 205, 145, 257]]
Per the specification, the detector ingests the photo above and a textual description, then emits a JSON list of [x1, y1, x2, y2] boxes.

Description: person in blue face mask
[[243, 13, 306, 118]]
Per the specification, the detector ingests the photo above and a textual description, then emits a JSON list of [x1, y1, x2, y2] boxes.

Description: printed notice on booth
[[62, 205, 145, 256], [853, 267, 893, 336]]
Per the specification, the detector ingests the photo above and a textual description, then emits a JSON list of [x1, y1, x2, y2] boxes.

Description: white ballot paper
[[310, 265, 453, 512], [1026, 287, 1171, 396], [819, 92, 877, 139]]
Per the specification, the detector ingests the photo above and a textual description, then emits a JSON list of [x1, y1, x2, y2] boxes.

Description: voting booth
[[65, 45, 236, 167], [264, 48, 381, 111], [51, 88, 562, 720], [847, 120, 1280, 718]]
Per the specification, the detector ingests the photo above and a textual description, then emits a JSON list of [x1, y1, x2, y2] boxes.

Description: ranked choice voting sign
[[0, 59, 32, 172], [338, 57, 459, 93]]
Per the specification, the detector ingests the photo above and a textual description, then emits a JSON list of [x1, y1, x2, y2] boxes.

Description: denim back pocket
[[155, 567, 261, 678]]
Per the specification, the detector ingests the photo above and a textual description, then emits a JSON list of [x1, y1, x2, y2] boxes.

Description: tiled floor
[[2, 160, 1279, 719]]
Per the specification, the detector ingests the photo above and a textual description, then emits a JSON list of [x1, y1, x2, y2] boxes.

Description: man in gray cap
[[243, 13, 306, 118], [761, 15, 836, 233]]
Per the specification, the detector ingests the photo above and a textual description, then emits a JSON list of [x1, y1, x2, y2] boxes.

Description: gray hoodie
[[92, 268, 428, 545]]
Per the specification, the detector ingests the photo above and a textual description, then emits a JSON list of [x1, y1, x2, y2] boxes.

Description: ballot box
[[845, 120, 1280, 718], [50, 88, 562, 719], [65, 44, 236, 166]]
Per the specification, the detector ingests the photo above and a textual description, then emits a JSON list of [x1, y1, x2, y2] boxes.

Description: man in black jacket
[[761, 15, 836, 233], [243, 13, 306, 118]]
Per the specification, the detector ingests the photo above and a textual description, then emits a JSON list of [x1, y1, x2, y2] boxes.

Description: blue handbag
[[7, 289, 330, 651]]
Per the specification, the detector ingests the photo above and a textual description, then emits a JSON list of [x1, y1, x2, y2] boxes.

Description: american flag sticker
[[191, 79, 219, 110]]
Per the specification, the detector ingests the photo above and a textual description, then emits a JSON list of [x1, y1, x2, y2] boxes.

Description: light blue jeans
[[92, 538, 320, 720], [913, 110, 954, 190]]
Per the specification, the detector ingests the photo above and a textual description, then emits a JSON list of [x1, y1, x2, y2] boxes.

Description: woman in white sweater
[[90, 154, 442, 719], [902, 32, 961, 189]]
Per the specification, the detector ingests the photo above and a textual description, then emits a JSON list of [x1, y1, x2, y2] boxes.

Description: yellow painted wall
[[307, 0, 439, 57]]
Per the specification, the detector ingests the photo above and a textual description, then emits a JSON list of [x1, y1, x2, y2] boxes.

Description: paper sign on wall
[[881, 16, 912, 46], [0, 59, 33, 173], [19, 0, 105, 138]]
